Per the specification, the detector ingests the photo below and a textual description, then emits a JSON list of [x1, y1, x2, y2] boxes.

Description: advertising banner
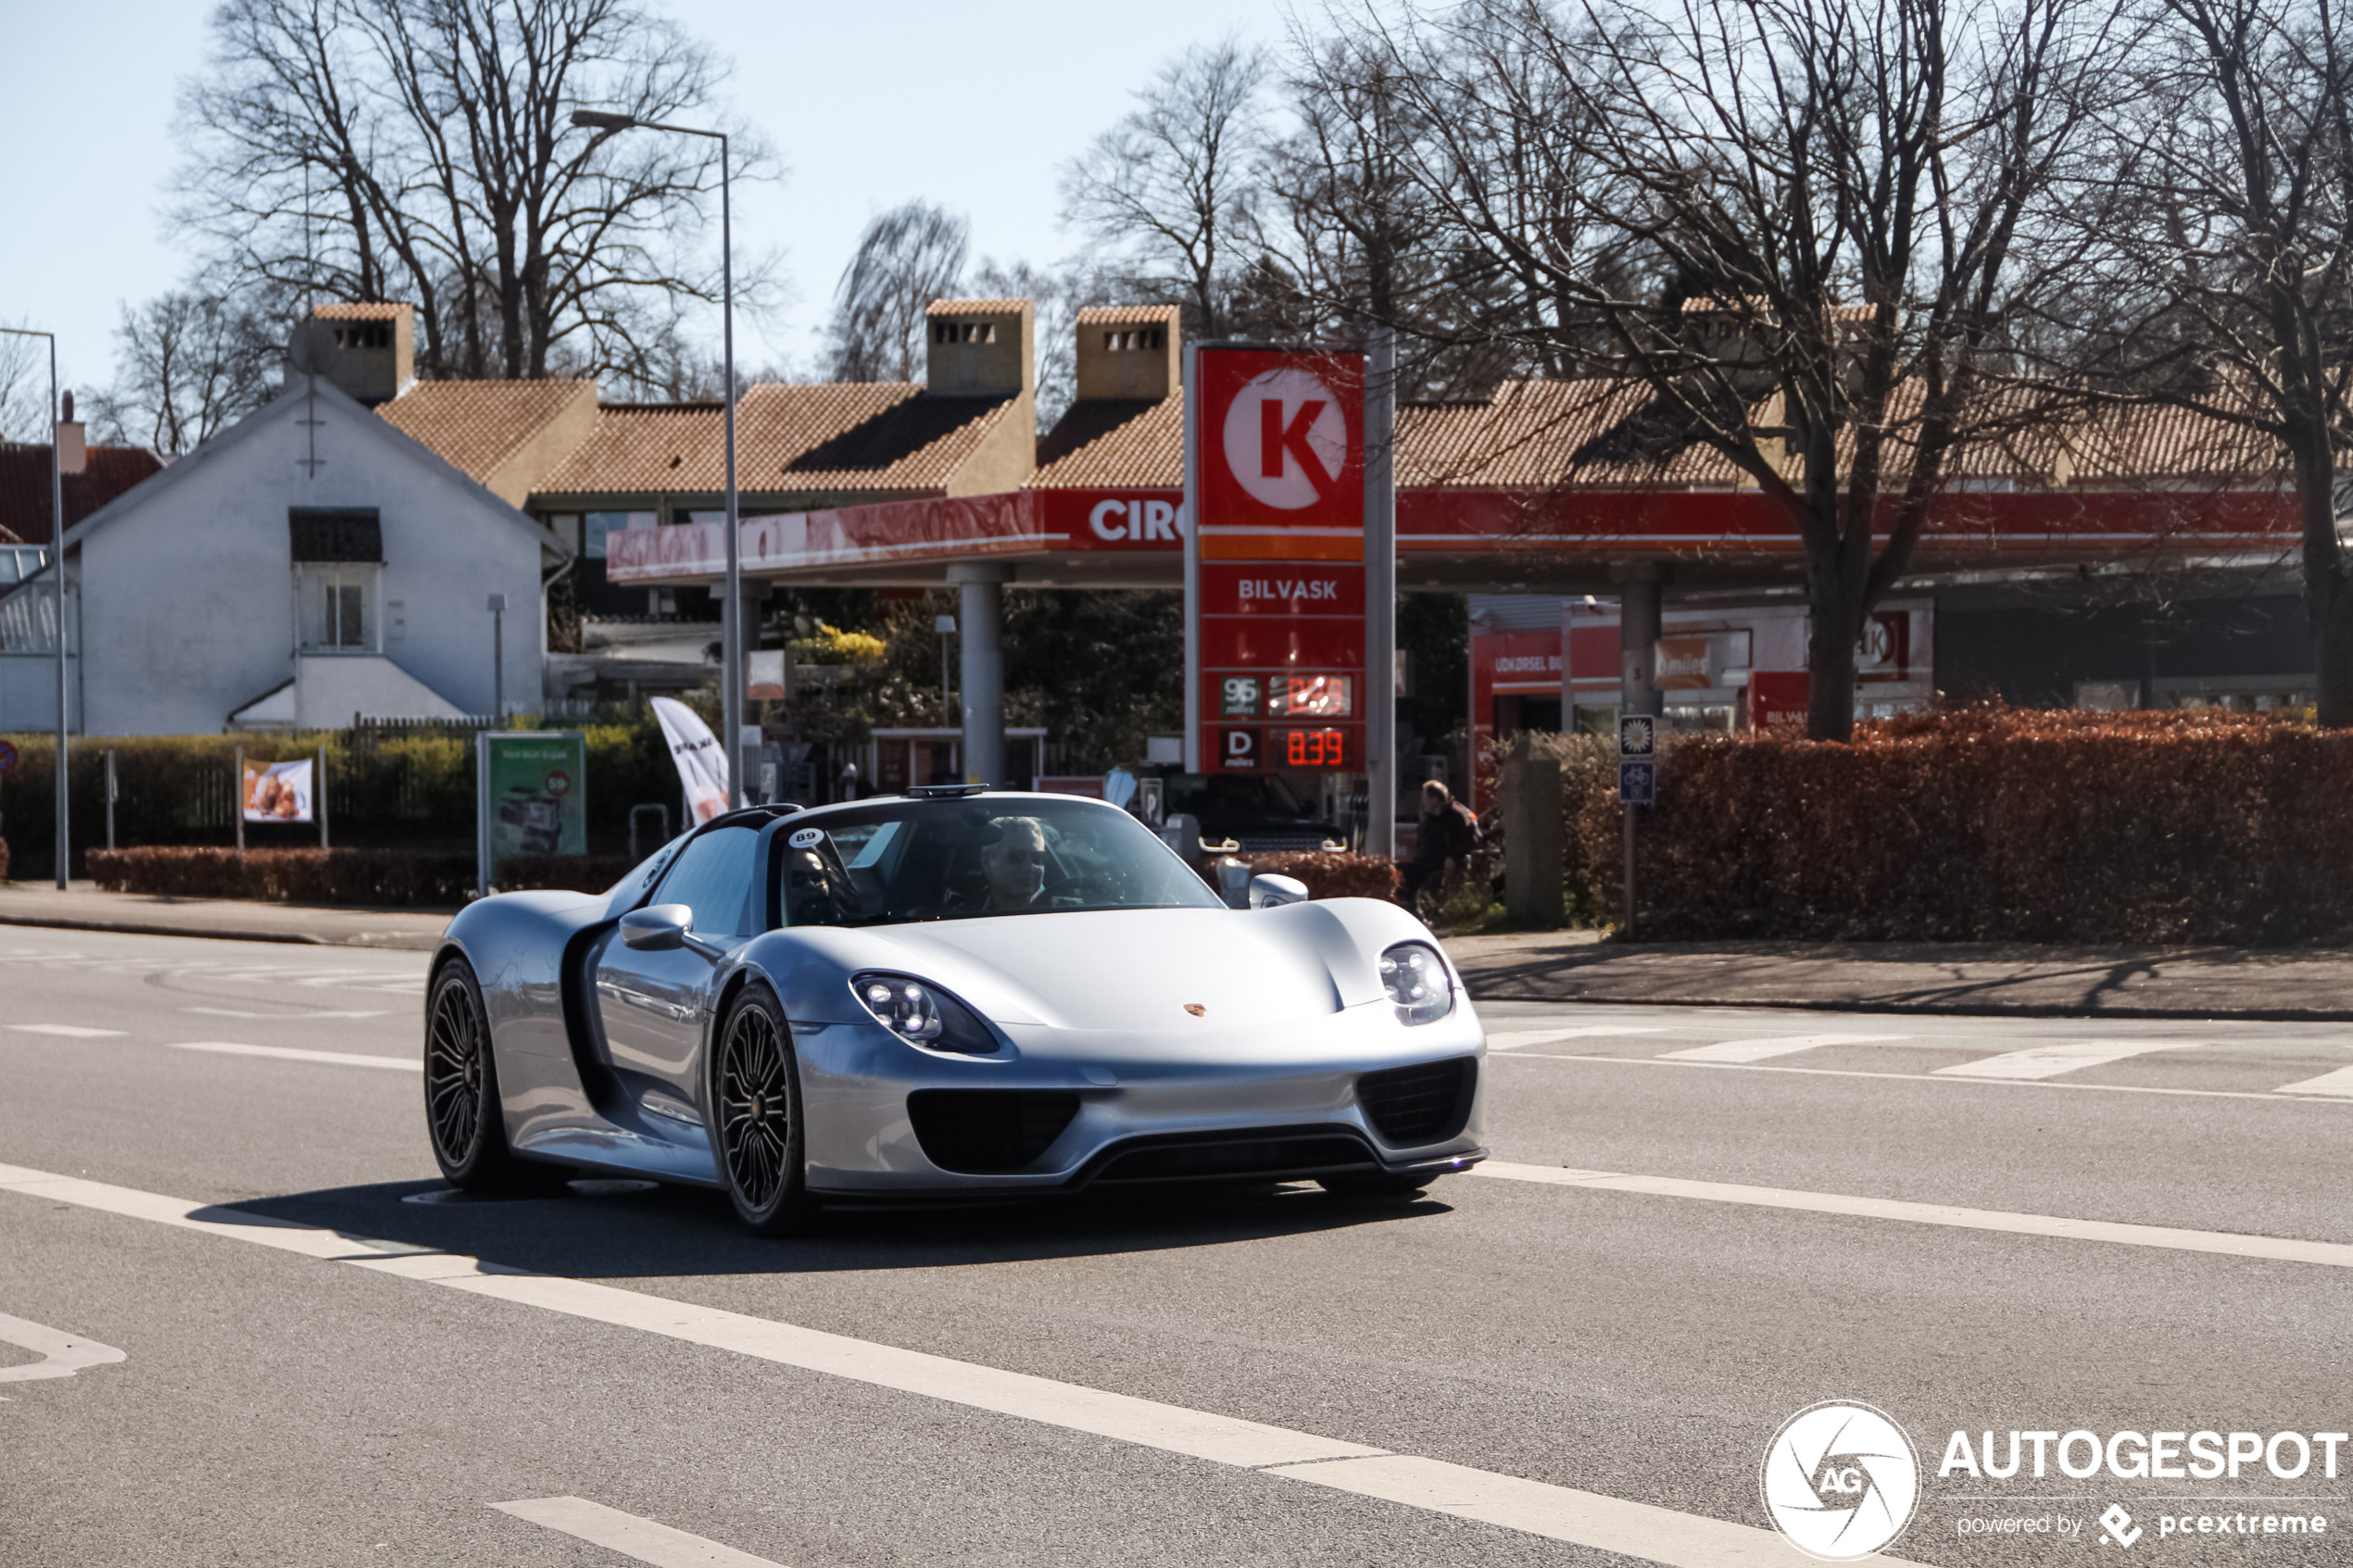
[[242, 759, 314, 823], [481, 733, 587, 860], [651, 696, 730, 823], [1195, 349, 1365, 561]]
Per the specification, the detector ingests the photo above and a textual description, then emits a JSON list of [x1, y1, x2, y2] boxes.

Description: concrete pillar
[[1617, 569, 1664, 718], [1501, 751, 1565, 928], [1365, 327, 1398, 859], [949, 562, 1012, 786]]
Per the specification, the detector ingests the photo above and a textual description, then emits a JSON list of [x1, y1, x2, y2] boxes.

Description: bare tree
[[2069, 0, 2353, 722], [87, 287, 283, 454], [176, 0, 775, 384], [0, 326, 48, 444], [824, 202, 970, 383], [1060, 35, 1271, 338], [1348, 0, 2127, 738]]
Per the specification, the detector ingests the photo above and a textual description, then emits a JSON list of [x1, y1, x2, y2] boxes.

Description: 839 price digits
[[1275, 727, 1348, 768]]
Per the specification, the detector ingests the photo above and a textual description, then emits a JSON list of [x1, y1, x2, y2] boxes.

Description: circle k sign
[[1220, 367, 1350, 509]]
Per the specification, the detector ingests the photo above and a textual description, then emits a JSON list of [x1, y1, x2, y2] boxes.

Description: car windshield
[[1163, 772, 1309, 818], [778, 797, 1223, 927]]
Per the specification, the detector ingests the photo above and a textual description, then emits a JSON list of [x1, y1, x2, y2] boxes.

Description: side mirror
[[1249, 873, 1311, 909], [620, 904, 692, 951]]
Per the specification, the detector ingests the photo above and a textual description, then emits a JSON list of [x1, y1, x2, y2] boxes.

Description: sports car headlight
[[1378, 942, 1453, 1025], [849, 972, 996, 1054]]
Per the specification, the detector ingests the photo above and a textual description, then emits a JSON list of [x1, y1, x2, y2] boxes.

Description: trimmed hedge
[[1242, 850, 1402, 903], [87, 847, 632, 904], [88, 847, 475, 907], [1582, 707, 2353, 945]]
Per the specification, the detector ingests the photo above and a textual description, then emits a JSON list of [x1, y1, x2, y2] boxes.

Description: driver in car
[[974, 816, 1052, 911]]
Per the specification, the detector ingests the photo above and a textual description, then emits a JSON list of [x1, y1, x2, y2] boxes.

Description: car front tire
[[423, 958, 547, 1192], [711, 981, 820, 1236]]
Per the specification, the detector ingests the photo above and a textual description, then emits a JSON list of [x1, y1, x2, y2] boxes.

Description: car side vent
[[907, 1090, 1081, 1174], [1357, 1058, 1476, 1146]]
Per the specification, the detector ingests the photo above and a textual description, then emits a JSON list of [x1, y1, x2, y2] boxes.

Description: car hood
[[815, 904, 1387, 1031]]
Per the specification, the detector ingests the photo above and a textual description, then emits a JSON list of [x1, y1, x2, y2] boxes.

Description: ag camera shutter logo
[[1761, 1400, 1922, 1561]]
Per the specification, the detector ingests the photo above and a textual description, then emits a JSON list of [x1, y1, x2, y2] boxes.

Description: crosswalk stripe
[[2274, 1064, 2353, 1098], [1663, 1033, 1909, 1063], [1484, 1025, 1671, 1050], [495, 1498, 786, 1568], [5, 1024, 126, 1038], [0, 1160, 1923, 1568], [1472, 1162, 2353, 1269], [1934, 1040, 2193, 1081]]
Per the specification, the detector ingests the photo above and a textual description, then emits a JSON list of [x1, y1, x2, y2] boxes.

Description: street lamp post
[[1, 327, 66, 888], [572, 108, 744, 808], [486, 592, 507, 721]]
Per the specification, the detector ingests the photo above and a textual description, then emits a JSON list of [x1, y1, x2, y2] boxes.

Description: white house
[[0, 373, 568, 734]]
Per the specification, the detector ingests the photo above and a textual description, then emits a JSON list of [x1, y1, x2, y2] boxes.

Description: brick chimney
[[309, 303, 415, 406], [924, 299, 1033, 396], [1075, 306, 1179, 401]]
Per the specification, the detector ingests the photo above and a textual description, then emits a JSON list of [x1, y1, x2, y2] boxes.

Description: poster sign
[[650, 696, 729, 823], [746, 649, 788, 701], [243, 759, 314, 823], [480, 733, 587, 861], [0, 740, 17, 776]]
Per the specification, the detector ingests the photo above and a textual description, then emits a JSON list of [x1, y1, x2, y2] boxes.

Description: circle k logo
[[1220, 368, 1348, 510], [1761, 1400, 1923, 1561]]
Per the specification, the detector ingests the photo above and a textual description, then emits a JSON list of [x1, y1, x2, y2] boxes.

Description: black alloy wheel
[[423, 959, 542, 1191], [712, 983, 818, 1235]]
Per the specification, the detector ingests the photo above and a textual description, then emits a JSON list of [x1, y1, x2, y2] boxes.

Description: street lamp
[[571, 107, 745, 807], [1, 327, 66, 888]]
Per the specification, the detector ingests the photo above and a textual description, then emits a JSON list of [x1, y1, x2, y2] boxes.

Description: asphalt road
[[2, 927, 2348, 1567]]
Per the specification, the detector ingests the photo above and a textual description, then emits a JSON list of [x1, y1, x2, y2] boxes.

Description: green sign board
[[478, 732, 586, 892]]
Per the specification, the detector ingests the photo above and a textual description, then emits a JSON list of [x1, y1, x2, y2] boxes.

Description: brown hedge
[[87, 847, 477, 906], [1581, 707, 2353, 945], [1242, 850, 1403, 902]]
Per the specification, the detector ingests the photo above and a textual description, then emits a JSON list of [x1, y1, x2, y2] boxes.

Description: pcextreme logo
[[1761, 1400, 1923, 1561]]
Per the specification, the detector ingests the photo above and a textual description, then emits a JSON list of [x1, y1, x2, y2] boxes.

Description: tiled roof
[[379, 379, 597, 485], [313, 302, 412, 320], [1076, 305, 1181, 326], [1028, 397, 1182, 488], [925, 297, 1030, 316], [535, 383, 1020, 495], [1401, 380, 1749, 489], [0, 443, 167, 545]]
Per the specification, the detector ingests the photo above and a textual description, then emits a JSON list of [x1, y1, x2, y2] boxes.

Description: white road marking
[[1934, 1040, 2195, 1080], [495, 1498, 786, 1568], [1506, 1048, 2351, 1106], [0, 1311, 127, 1384], [2274, 1064, 2353, 1098], [1472, 1162, 2353, 1269], [171, 1041, 417, 1072], [0, 1160, 1921, 1568], [183, 1008, 393, 1020], [1662, 1032, 1910, 1063], [1483, 1025, 1670, 1050], [5, 1024, 127, 1038]]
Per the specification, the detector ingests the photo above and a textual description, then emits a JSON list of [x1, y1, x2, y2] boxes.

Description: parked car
[[1158, 771, 1353, 857]]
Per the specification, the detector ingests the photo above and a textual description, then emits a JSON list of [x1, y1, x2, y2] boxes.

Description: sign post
[[1617, 714, 1656, 936], [1186, 344, 1368, 834]]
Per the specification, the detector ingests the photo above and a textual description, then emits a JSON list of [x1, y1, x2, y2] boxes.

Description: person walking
[[1400, 779, 1480, 911]]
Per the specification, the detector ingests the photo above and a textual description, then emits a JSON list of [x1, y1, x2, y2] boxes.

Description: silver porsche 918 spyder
[[422, 787, 1486, 1233]]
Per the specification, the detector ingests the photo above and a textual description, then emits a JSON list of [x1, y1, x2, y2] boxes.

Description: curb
[[1457, 986, 2353, 1024], [0, 910, 438, 950]]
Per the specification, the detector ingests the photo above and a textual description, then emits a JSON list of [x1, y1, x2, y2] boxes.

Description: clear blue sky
[[0, 0, 1289, 400]]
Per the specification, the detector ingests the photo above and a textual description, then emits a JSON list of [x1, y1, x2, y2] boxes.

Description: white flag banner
[[242, 758, 314, 823], [650, 696, 730, 823]]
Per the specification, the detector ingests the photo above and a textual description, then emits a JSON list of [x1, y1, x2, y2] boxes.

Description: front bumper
[[796, 1002, 1487, 1196]]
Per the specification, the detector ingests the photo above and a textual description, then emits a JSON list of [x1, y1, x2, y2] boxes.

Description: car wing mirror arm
[[620, 904, 727, 962]]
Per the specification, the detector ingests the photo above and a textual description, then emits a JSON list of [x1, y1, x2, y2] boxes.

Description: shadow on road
[[219, 1174, 1453, 1279]]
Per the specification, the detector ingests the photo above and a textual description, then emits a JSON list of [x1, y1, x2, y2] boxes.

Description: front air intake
[[906, 1090, 1080, 1173], [1357, 1058, 1476, 1146]]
